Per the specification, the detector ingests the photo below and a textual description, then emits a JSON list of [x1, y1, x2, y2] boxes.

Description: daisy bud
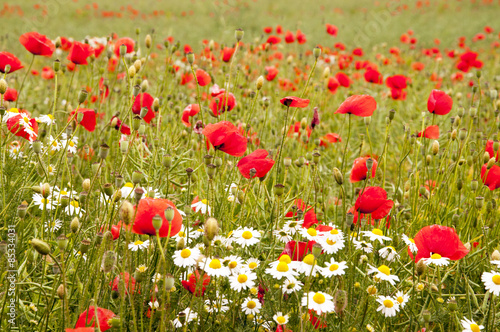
[[17, 204, 28, 219], [165, 273, 175, 291], [153, 98, 160, 112], [471, 179, 478, 192], [416, 259, 426, 277], [134, 59, 142, 72], [206, 164, 217, 179], [447, 298, 457, 312], [334, 290, 348, 315], [476, 196, 484, 209], [128, 65, 136, 78], [70, 217, 80, 233], [132, 171, 144, 185], [145, 34, 152, 49], [176, 237, 185, 250], [205, 217, 219, 241], [235, 28, 244, 41], [0, 79, 7, 94], [274, 184, 285, 197], [120, 200, 134, 225], [101, 250, 117, 273], [313, 46, 321, 59], [41, 183, 51, 198], [333, 168, 343, 185], [57, 284, 65, 300]]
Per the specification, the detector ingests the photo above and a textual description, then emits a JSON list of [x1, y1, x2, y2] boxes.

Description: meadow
[[1, 0, 500, 331]]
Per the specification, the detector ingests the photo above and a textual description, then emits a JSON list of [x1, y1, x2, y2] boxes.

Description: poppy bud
[[0, 79, 7, 95], [78, 89, 88, 104], [206, 164, 217, 179], [476, 196, 484, 209], [284, 157, 292, 168], [431, 140, 439, 155], [235, 28, 244, 41], [152, 98, 160, 112], [53, 59, 61, 72], [453, 116, 461, 128], [31, 239, 50, 256], [334, 290, 348, 315], [32, 140, 42, 154], [312, 152, 321, 165], [128, 65, 136, 78], [487, 157, 496, 169], [163, 206, 174, 222], [41, 183, 51, 198], [333, 167, 343, 185], [313, 46, 321, 59], [152, 214, 163, 231], [17, 204, 28, 219], [492, 250, 500, 261], [132, 171, 144, 185], [447, 298, 457, 312], [422, 310, 431, 323], [256, 76, 264, 90], [56, 234, 69, 251], [476, 70, 481, 78], [97, 143, 109, 159], [451, 129, 457, 140], [133, 59, 141, 72], [205, 217, 219, 241], [119, 200, 134, 225], [469, 107, 477, 117], [101, 250, 117, 273], [57, 284, 65, 300], [494, 141, 500, 152], [416, 259, 426, 276], [70, 217, 80, 233], [145, 34, 152, 49], [458, 128, 467, 141], [176, 237, 185, 250], [140, 80, 149, 92], [274, 184, 285, 197], [186, 52, 195, 64], [165, 273, 175, 291], [426, 155, 432, 165], [312, 243, 322, 258]]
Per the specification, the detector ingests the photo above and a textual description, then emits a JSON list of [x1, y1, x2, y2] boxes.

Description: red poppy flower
[[267, 35, 281, 44], [364, 69, 383, 84], [325, 24, 338, 37], [181, 270, 210, 296], [417, 125, 439, 139], [68, 41, 95, 65], [481, 164, 500, 191], [285, 198, 318, 229], [110, 116, 131, 135], [202, 121, 247, 156], [60, 37, 73, 51], [354, 186, 393, 220], [237, 149, 275, 179], [209, 91, 236, 116], [456, 51, 483, 72], [284, 31, 295, 43], [265, 66, 278, 81], [280, 96, 310, 108], [263, 26, 273, 34], [352, 47, 363, 56], [110, 272, 137, 294], [296, 30, 307, 44], [4, 88, 18, 102], [327, 77, 340, 94], [335, 94, 377, 117], [19, 32, 55, 57], [0, 52, 23, 73], [66, 328, 95, 332], [309, 309, 327, 329], [335, 72, 351, 88], [180, 72, 193, 85], [386, 75, 408, 90], [411, 225, 469, 263], [181, 104, 200, 127], [350, 157, 377, 183], [279, 240, 315, 261], [485, 140, 500, 161], [427, 89, 453, 115], [75, 306, 115, 331], [42, 66, 55, 80], [70, 108, 96, 132], [132, 93, 155, 123], [7, 114, 38, 141], [390, 88, 407, 100], [319, 133, 341, 147], [195, 69, 211, 86], [222, 47, 234, 62], [132, 198, 183, 237], [114, 37, 135, 57]]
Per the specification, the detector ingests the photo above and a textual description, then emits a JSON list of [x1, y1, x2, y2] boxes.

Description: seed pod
[[471, 180, 478, 191], [101, 250, 117, 273], [57, 284, 65, 299], [31, 239, 50, 255], [235, 28, 244, 41], [56, 235, 69, 251], [487, 157, 496, 169], [78, 89, 88, 104], [274, 184, 285, 197], [80, 239, 91, 254], [476, 196, 484, 209], [313, 46, 321, 59], [186, 52, 195, 64]]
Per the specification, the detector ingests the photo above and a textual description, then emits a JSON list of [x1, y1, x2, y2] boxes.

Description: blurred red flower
[[68, 41, 94, 65], [0, 52, 23, 73], [417, 125, 439, 139], [181, 104, 200, 127], [75, 306, 115, 331], [132, 93, 155, 123], [335, 95, 377, 117], [114, 37, 135, 57], [481, 164, 500, 191], [19, 32, 55, 57], [350, 157, 377, 183], [279, 240, 315, 261], [195, 69, 211, 86], [280, 96, 310, 108], [285, 198, 318, 229], [70, 108, 96, 132], [4, 88, 18, 102], [319, 133, 341, 147], [209, 91, 236, 116], [110, 272, 137, 295], [7, 114, 38, 141], [325, 24, 338, 37]]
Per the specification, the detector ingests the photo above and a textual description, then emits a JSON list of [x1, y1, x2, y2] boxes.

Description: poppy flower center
[[237, 274, 248, 283], [431, 253, 442, 259], [303, 254, 315, 266], [277, 316, 286, 324], [242, 231, 253, 239], [134, 240, 143, 246], [492, 275, 500, 285], [209, 259, 221, 269], [279, 255, 292, 264], [326, 239, 336, 245], [312, 293, 325, 304], [378, 265, 391, 276], [246, 300, 256, 309], [470, 324, 480, 332], [383, 299, 394, 308], [307, 228, 317, 237], [229, 261, 238, 269], [329, 264, 339, 271], [248, 262, 257, 269], [180, 249, 191, 258], [276, 262, 289, 272], [372, 229, 383, 236]]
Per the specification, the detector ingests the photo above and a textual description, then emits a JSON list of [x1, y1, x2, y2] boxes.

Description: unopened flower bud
[[145, 34, 152, 49], [152, 214, 163, 231], [128, 65, 136, 78], [313, 46, 321, 59], [153, 98, 160, 112], [132, 171, 143, 185], [312, 243, 322, 258], [56, 234, 69, 251], [70, 217, 80, 233], [471, 179, 478, 192], [422, 310, 431, 323], [476, 196, 484, 209], [101, 250, 117, 273], [205, 217, 219, 241], [416, 259, 427, 276], [235, 28, 244, 42], [447, 298, 457, 312], [0, 79, 7, 94], [333, 168, 343, 185], [165, 273, 175, 291], [431, 140, 439, 155], [256, 76, 264, 90], [31, 239, 50, 255], [78, 89, 88, 104], [334, 290, 348, 315], [17, 204, 28, 219], [492, 250, 500, 261], [57, 284, 66, 299], [186, 52, 195, 64], [41, 183, 51, 198]]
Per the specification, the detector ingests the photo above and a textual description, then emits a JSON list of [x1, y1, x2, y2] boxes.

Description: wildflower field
[[2, 0, 500, 331]]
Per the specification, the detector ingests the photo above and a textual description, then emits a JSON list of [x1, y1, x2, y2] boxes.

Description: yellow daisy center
[[180, 249, 191, 258], [52, 141, 58, 146], [492, 275, 500, 285], [409, 238, 415, 243], [383, 299, 394, 308], [70, 201, 79, 208], [137, 266, 147, 272], [178, 231, 185, 237], [303, 254, 315, 266], [201, 199, 208, 204], [276, 262, 289, 272], [279, 255, 292, 264], [209, 259, 221, 269], [372, 229, 383, 236], [125, 182, 134, 188], [69, 141, 75, 147], [41, 198, 49, 204], [134, 240, 143, 246], [307, 228, 317, 237], [61, 190, 68, 195], [229, 261, 238, 269], [329, 264, 339, 271], [277, 316, 286, 324], [330, 229, 339, 235], [242, 231, 253, 239], [326, 239, 336, 245], [248, 262, 257, 269], [24, 117, 29, 123], [246, 301, 256, 309], [378, 265, 391, 276], [48, 114, 54, 120], [431, 253, 442, 259], [237, 274, 248, 283], [470, 324, 480, 332], [312, 293, 325, 304], [396, 296, 404, 304]]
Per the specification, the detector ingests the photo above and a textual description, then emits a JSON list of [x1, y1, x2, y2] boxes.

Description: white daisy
[[44, 219, 63, 233], [202, 257, 231, 277], [229, 269, 257, 291], [120, 182, 135, 198], [481, 271, 500, 295], [61, 133, 78, 154], [376, 296, 400, 317], [301, 291, 335, 315], [172, 307, 198, 328], [36, 114, 55, 125], [232, 227, 261, 247], [2, 108, 20, 122], [151, 273, 162, 283], [274, 229, 293, 243], [148, 300, 159, 309], [461, 318, 484, 332], [8, 141, 24, 159], [241, 298, 261, 315], [223, 255, 245, 275], [298, 254, 322, 275], [47, 135, 62, 152], [128, 239, 150, 251], [266, 261, 298, 280], [73, 249, 87, 261], [173, 247, 200, 268], [361, 229, 392, 244], [423, 253, 450, 267], [32, 193, 58, 210], [64, 200, 85, 217], [320, 258, 348, 277], [317, 236, 345, 254], [300, 227, 321, 241], [282, 277, 303, 294], [244, 258, 260, 271], [204, 293, 230, 313], [367, 264, 400, 285], [394, 291, 409, 308], [353, 239, 374, 253], [318, 225, 344, 242], [191, 198, 211, 215], [283, 219, 303, 235], [402, 234, 418, 253], [273, 312, 289, 326], [379, 246, 400, 262]]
